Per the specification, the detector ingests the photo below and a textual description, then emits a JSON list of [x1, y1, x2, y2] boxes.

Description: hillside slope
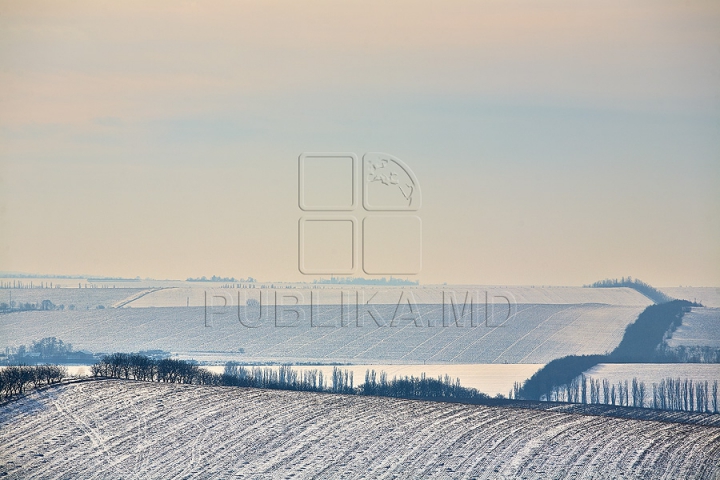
[[1, 304, 645, 364], [1, 380, 719, 479]]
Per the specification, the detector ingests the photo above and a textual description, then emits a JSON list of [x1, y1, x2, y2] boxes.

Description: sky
[[0, 0, 718, 286]]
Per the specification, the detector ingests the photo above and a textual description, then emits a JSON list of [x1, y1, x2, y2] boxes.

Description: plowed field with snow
[[1, 303, 645, 364], [1, 380, 719, 479], [667, 307, 720, 348]]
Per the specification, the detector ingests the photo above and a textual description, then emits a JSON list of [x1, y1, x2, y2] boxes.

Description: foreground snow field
[[1, 380, 719, 479]]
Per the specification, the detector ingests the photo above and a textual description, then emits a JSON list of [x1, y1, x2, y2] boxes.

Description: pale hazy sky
[[1, 0, 718, 286]]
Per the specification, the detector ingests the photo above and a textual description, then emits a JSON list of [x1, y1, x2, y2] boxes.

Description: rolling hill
[[1, 380, 718, 479]]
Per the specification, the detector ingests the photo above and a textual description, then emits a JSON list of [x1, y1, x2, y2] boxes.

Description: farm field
[[1, 380, 718, 479], [660, 287, 720, 308], [1, 303, 645, 364], [0, 288, 145, 310], [124, 285, 653, 308], [666, 307, 720, 348]]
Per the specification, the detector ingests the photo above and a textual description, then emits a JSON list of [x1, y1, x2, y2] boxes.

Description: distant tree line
[[0, 280, 63, 289], [0, 365, 67, 399], [313, 276, 419, 286], [186, 275, 255, 283], [91, 354, 215, 384], [91, 353, 487, 402], [511, 375, 718, 414], [221, 363, 330, 392], [1, 299, 65, 313], [519, 300, 703, 401], [516, 355, 605, 401], [657, 345, 720, 363], [2, 337, 96, 365], [611, 300, 697, 361], [0, 300, 104, 313], [585, 276, 674, 304], [360, 369, 488, 400]]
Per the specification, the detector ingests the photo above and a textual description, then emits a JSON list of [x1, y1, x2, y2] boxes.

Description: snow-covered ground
[[0, 285, 652, 365], [123, 285, 652, 308], [0, 288, 145, 310], [666, 307, 720, 348], [1, 303, 645, 364], [660, 287, 720, 307], [1, 380, 718, 479]]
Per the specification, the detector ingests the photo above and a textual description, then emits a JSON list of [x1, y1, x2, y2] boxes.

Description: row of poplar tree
[[511, 375, 719, 413]]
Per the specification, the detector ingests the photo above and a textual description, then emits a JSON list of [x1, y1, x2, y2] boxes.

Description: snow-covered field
[[1, 303, 645, 364], [666, 307, 720, 348], [660, 287, 720, 307], [1, 380, 718, 479], [124, 285, 652, 308], [0, 288, 145, 310]]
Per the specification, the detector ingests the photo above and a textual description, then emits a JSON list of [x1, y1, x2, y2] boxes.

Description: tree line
[[0, 365, 67, 399], [90, 353, 488, 402], [0, 300, 96, 313], [519, 300, 701, 401], [511, 375, 718, 413], [361, 369, 487, 400], [611, 300, 695, 362], [585, 277, 675, 304], [657, 345, 720, 364], [2, 337, 96, 365], [219, 363, 330, 392]]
